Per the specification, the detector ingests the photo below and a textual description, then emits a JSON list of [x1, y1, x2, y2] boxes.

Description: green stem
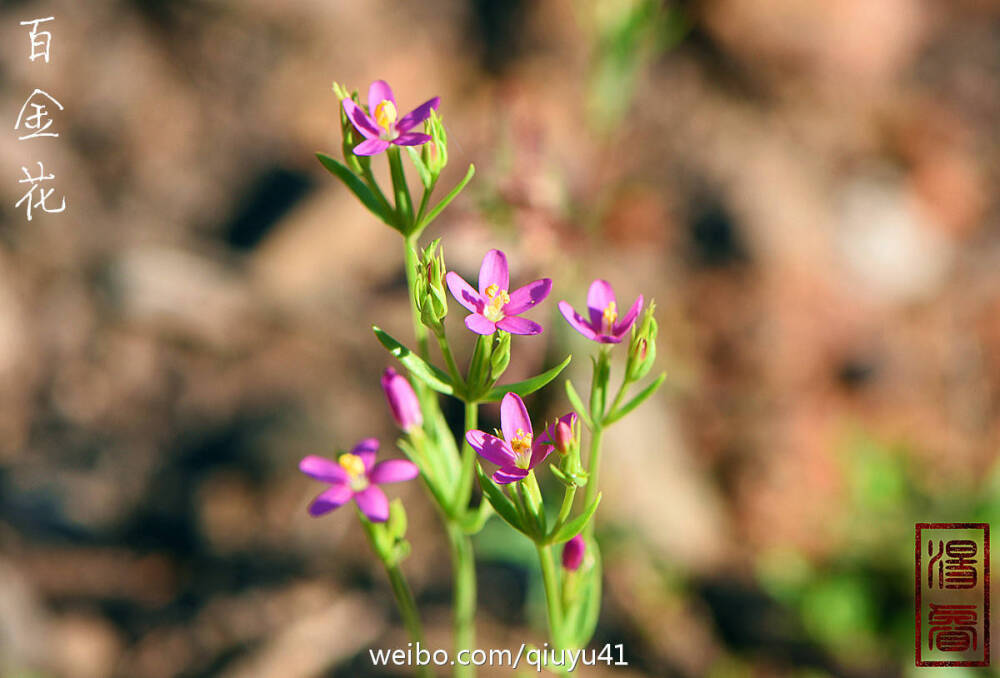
[[536, 541, 563, 648], [403, 237, 430, 360], [436, 330, 464, 388], [388, 147, 414, 225], [582, 426, 603, 538], [607, 377, 629, 420], [359, 519, 434, 678], [361, 164, 394, 219], [447, 522, 477, 678], [415, 178, 438, 226], [455, 399, 478, 514]]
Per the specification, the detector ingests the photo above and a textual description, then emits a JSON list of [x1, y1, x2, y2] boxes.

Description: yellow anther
[[374, 100, 397, 131], [338, 453, 366, 478], [602, 301, 618, 333], [510, 428, 533, 468], [483, 285, 510, 322]]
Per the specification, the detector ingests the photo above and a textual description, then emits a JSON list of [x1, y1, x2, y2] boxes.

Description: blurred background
[[1, 0, 999, 676]]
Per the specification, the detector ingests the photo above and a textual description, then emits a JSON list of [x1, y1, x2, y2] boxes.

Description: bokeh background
[[1, 0, 999, 676]]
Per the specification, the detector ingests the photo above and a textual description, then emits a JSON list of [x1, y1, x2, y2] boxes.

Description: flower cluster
[[306, 78, 666, 667]]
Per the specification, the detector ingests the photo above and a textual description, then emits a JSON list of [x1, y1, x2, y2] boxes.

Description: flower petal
[[396, 97, 440, 133], [504, 278, 552, 315], [586, 279, 616, 327], [368, 80, 395, 114], [446, 272, 483, 313], [353, 138, 391, 156], [493, 468, 529, 484], [478, 250, 509, 296], [496, 316, 542, 335], [466, 430, 517, 467], [595, 333, 624, 344], [351, 438, 380, 472], [558, 301, 598, 340], [354, 485, 390, 522], [369, 459, 419, 484], [614, 294, 644, 336], [299, 455, 348, 483], [308, 483, 353, 516], [500, 392, 532, 442], [342, 99, 380, 139], [465, 313, 496, 335], [529, 440, 553, 469], [393, 132, 432, 146]]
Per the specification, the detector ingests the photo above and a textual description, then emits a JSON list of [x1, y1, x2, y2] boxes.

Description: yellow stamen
[[511, 428, 533, 468], [338, 453, 365, 478], [374, 100, 397, 132], [483, 284, 510, 323], [602, 301, 618, 333]]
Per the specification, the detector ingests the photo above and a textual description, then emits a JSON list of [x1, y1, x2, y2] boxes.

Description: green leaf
[[316, 153, 398, 231], [460, 498, 493, 534], [605, 372, 666, 425], [564, 380, 593, 429], [476, 463, 525, 533], [564, 541, 602, 649], [373, 326, 455, 396], [414, 163, 475, 236], [547, 492, 601, 544], [482, 354, 572, 402], [406, 147, 433, 189]]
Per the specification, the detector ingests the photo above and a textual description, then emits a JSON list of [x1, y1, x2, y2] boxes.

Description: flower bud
[[562, 534, 585, 571], [381, 367, 422, 432], [416, 240, 448, 333], [421, 109, 448, 178], [626, 301, 658, 382], [490, 330, 511, 381], [555, 420, 574, 455]]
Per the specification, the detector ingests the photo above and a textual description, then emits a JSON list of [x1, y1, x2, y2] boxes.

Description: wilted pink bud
[[381, 367, 422, 432], [561, 534, 585, 571], [555, 421, 573, 455]]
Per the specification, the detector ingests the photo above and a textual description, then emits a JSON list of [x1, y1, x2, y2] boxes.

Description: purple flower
[[446, 249, 552, 336], [342, 80, 440, 156], [381, 367, 422, 432], [299, 438, 418, 522], [562, 534, 585, 571], [466, 393, 554, 484], [558, 279, 643, 344]]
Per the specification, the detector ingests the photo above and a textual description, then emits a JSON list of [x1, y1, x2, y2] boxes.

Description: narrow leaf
[[316, 153, 398, 230], [405, 147, 433, 189], [373, 326, 454, 395], [460, 498, 493, 535], [482, 354, 572, 402], [565, 380, 593, 429], [605, 372, 666, 425], [548, 492, 601, 544], [476, 463, 525, 533], [414, 163, 475, 235]]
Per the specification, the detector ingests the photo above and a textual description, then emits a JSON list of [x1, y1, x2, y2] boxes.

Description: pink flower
[[299, 438, 418, 522], [559, 279, 643, 344], [342, 80, 439, 156], [446, 249, 551, 335]]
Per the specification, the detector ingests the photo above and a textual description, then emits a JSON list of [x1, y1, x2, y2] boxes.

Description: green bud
[[387, 498, 408, 541], [490, 330, 511, 381], [421, 110, 448, 178], [626, 301, 658, 382], [416, 239, 448, 333]]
